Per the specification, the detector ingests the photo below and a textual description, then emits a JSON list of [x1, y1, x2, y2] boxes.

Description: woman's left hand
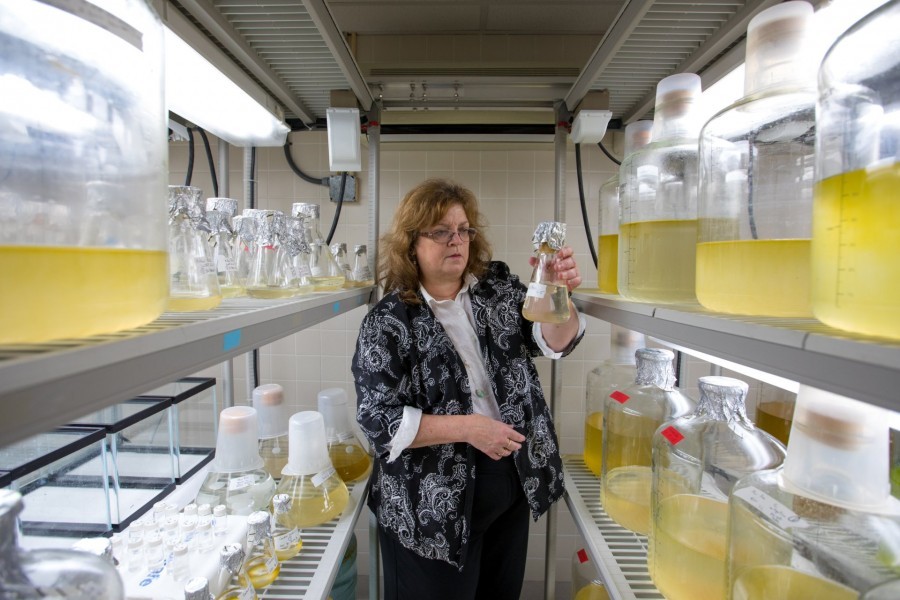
[[530, 245, 582, 292]]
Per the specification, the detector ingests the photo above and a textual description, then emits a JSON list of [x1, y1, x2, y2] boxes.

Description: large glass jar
[[698, 2, 816, 317], [649, 376, 785, 600], [0, 0, 167, 343], [813, 0, 900, 339], [597, 121, 653, 295], [618, 73, 703, 304]]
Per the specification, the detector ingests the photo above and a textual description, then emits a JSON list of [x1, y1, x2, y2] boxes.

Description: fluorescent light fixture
[[164, 27, 288, 147]]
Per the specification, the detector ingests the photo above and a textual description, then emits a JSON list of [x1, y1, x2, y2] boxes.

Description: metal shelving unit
[[571, 290, 900, 412], [0, 287, 373, 448]]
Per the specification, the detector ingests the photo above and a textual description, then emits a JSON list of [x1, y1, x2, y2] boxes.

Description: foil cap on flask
[[247, 510, 271, 541], [219, 543, 245, 574], [291, 202, 320, 220], [634, 348, 676, 390], [184, 576, 212, 600], [168, 186, 211, 232], [213, 406, 265, 473], [696, 375, 751, 423], [253, 384, 288, 439], [206, 197, 238, 216], [282, 411, 333, 477], [272, 493, 292, 515], [531, 221, 567, 251], [72, 537, 115, 565]]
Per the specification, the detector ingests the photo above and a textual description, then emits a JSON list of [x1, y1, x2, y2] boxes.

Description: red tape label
[[661, 426, 684, 445], [577, 549, 588, 563], [610, 390, 630, 404]]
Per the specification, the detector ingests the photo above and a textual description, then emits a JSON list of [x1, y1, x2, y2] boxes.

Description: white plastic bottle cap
[[317, 388, 354, 442], [253, 383, 288, 439], [213, 406, 265, 473], [283, 411, 333, 477], [745, 1, 814, 95], [623, 121, 654, 159]]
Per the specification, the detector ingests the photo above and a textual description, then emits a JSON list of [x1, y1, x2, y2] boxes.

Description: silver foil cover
[[354, 244, 367, 255], [531, 221, 567, 251], [251, 210, 284, 247], [291, 202, 319, 219], [206, 197, 238, 216], [220, 543, 245, 573], [168, 186, 210, 232], [634, 348, 676, 389], [72, 537, 114, 564], [183, 576, 211, 600], [247, 510, 271, 543], [233, 215, 257, 246], [206, 211, 234, 237], [697, 375, 750, 422], [272, 493, 292, 515], [283, 217, 306, 257]]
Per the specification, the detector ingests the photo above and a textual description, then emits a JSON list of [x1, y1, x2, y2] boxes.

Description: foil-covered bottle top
[[184, 576, 212, 600], [234, 215, 257, 245], [206, 197, 238, 216], [634, 348, 676, 389], [272, 493, 292, 514], [531, 221, 567, 251], [220, 543, 245, 573], [206, 210, 234, 236], [72, 537, 115, 564], [247, 510, 271, 539], [697, 375, 751, 422], [249, 210, 285, 247], [354, 244, 367, 255], [291, 202, 320, 219]]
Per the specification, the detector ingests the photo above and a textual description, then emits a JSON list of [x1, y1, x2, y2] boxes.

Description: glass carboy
[[0, 490, 124, 598], [650, 376, 785, 600], [0, 0, 167, 344], [291, 203, 345, 291], [523, 221, 571, 323], [206, 198, 244, 298], [253, 383, 289, 480], [195, 406, 276, 515], [600, 348, 694, 535], [618, 73, 703, 304], [167, 186, 222, 311], [813, 0, 900, 339], [583, 325, 646, 477], [274, 411, 350, 528], [728, 385, 900, 599], [245, 210, 294, 299], [317, 388, 372, 483], [698, 2, 816, 317], [597, 120, 653, 294]]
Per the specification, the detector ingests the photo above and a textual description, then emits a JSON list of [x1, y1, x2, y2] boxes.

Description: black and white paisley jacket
[[352, 261, 583, 569]]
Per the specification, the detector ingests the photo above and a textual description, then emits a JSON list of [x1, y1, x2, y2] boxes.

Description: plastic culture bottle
[[600, 348, 693, 535], [253, 383, 290, 480], [213, 544, 257, 600], [206, 197, 245, 298], [523, 221, 571, 323], [583, 325, 646, 477], [271, 494, 303, 561], [351, 244, 374, 287], [618, 74, 703, 304], [167, 186, 223, 311], [331, 242, 353, 285], [597, 120, 653, 294], [244, 511, 280, 589], [649, 376, 785, 600], [697, 2, 816, 317], [318, 388, 372, 483], [728, 385, 900, 599], [184, 577, 214, 600], [274, 411, 350, 528], [195, 406, 276, 515], [813, 1, 900, 340], [245, 210, 295, 299], [291, 203, 345, 291]]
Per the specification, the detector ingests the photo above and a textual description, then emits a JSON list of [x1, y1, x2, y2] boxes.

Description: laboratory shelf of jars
[[571, 291, 900, 413], [0, 287, 374, 449]]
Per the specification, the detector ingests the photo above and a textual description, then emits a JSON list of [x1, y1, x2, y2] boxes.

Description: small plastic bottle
[[213, 544, 257, 600], [271, 494, 303, 562], [244, 510, 281, 589], [169, 543, 190, 583], [522, 221, 571, 324], [253, 383, 290, 480], [213, 505, 229, 537]]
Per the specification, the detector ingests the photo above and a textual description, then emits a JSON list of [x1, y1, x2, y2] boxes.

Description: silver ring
[[504, 439, 511, 451]]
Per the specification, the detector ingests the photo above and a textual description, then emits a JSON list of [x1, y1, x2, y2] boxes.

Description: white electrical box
[[326, 107, 362, 172], [570, 109, 613, 144]]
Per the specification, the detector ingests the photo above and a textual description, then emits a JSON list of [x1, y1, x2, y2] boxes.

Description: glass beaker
[[754, 381, 797, 446], [698, 2, 816, 317], [274, 411, 350, 528], [270, 494, 302, 561], [213, 544, 257, 600], [244, 511, 280, 589], [813, 0, 900, 339], [245, 210, 295, 299], [728, 385, 900, 599], [0, 0, 167, 344], [600, 348, 694, 535], [291, 203, 345, 291], [317, 388, 372, 483], [351, 244, 374, 287], [618, 73, 703, 304], [650, 376, 785, 600], [523, 221, 571, 323], [253, 383, 289, 480], [583, 325, 646, 477], [598, 121, 653, 294], [331, 242, 353, 285], [167, 186, 222, 312], [195, 406, 276, 515], [206, 197, 244, 298]]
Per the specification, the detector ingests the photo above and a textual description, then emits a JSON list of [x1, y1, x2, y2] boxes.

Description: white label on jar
[[274, 528, 300, 550], [733, 486, 809, 530], [239, 584, 255, 600], [526, 282, 547, 298], [227, 475, 254, 491], [312, 466, 336, 488], [265, 554, 279, 573]]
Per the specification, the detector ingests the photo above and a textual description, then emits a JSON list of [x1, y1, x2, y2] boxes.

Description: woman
[[352, 178, 585, 599]]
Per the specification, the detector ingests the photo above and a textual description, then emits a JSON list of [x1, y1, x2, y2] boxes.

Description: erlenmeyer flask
[[522, 221, 570, 324], [244, 511, 280, 589], [245, 210, 295, 299], [253, 383, 289, 480], [205, 198, 244, 298], [283, 217, 314, 296], [212, 544, 257, 600], [274, 411, 350, 528], [331, 242, 353, 285], [195, 406, 276, 515], [270, 494, 302, 561], [233, 214, 256, 285], [317, 388, 372, 483], [167, 186, 222, 311], [292, 203, 345, 291], [351, 244, 374, 287]]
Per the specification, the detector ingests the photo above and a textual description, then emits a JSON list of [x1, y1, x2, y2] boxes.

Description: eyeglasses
[[418, 228, 477, 243]]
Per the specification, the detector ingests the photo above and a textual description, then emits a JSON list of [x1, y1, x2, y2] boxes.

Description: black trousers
[[379, 453, 530, 600]]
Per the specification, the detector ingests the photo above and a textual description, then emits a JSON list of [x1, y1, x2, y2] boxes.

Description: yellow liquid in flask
[[602, 465, 652, 534], [755, 401, 794, 446], [246, 555, 280, 589], [583, 412, 603, 478], [696, 239, 812, 317], [275, 473, 350, 528], [328, 443, 372, 482], [618, 220, 698, 304], [813, 164, 900, 339], [732, 565, 858, 600], [598, 234, 619, 294], [310, 275, 346, 292], [0, 246, 167, 344]]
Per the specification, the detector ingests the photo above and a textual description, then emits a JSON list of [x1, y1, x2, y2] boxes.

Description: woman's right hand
[[467, 414, 526, 460]]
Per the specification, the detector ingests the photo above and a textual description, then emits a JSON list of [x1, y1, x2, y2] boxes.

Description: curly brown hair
[[379, 178, 492, 304]]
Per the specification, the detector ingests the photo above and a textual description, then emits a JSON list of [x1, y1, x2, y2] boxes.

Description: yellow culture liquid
[[583, 412, 603, 477], [0, 246, 167, 344], [219, 284, 245, 298], [813, 164, 900, 339], [755, 401, 794, 446], [245, 555, 280, 589], [574, 582, 611, 600], [603, 465, 652, 534], [732, 565, 858, 600], [618, 220, 698, 304], [598, 234, 619, 294], [696, 239, 812, 317], [310, 275, 346, 291], [259, 438, 289, 480], [652, 494, 728, 600], [523, 283, 571, 323], [246, 286, 297, 299], [166, 294, 222, 312], [328, 443, 372, 482], [275, 474, 350, 528]]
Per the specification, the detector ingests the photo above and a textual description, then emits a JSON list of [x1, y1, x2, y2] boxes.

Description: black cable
[[597, 139, 622, 166], [184, 128, 195, 186], [249, 147, 256, 209], [575, 144, 599, 270], [283, 140, 329, 186], [196, 128, 218, 197], [325, 172, 348, 246]]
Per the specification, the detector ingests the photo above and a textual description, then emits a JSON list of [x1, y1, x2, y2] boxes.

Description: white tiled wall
[[168, 129, 738, 596]]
